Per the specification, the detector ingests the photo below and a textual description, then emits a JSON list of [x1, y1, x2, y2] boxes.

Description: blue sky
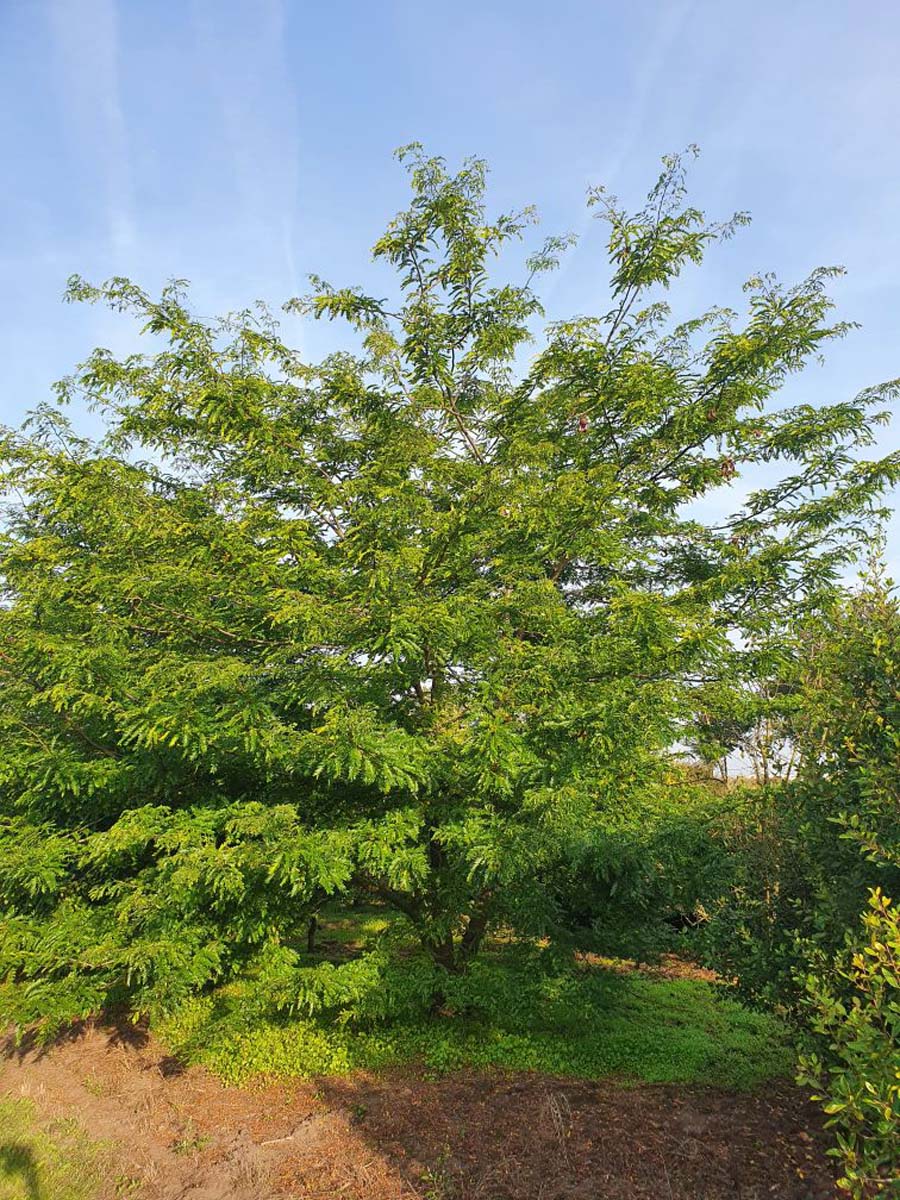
[[1, 0, 898, 567]]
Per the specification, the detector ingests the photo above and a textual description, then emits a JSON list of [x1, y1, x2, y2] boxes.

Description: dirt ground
[[0, 1021, 841, 1200]]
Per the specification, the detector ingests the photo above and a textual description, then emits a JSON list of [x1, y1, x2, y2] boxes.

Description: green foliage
[[158, 950, 792, 1090], [697, 574, 900, 1192], [0, 803, 351, 1033], [796, 567, 900, 882], [552, 771, 735, 958], [1, 146, 897, 1027], [795, 575, 900, 1195], [701, 575, 900, 1011], [798, 890, 900, 1197], [698, 781, 823, 1007], [0, 1097, 113, 1200], [686, 676, 801, 786]]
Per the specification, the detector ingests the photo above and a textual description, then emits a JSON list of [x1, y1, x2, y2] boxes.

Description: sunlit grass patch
[[0, 1097, 114, 1200], [309, 903, 400, 954]]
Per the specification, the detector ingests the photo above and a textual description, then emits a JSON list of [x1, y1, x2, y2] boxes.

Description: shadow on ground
[[0, 1013, 150, 1066], [0, 1143, 42, 1199], [310, 1070, 841, 1200]]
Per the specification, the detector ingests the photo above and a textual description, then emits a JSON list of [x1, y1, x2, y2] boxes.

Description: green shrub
[[798, 890, 900, 1198], [553, 773, 735, 960], [698, 780, 858, 1009], [699, 576, 900, 1192], [700, 577, 900, 1013]]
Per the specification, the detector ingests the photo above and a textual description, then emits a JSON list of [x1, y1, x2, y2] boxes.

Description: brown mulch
[[0, 1022, 841, 1199], [319, 1071, 840, 1199]]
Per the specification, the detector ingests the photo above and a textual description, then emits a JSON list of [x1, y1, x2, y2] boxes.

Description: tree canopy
[[1, 146, 897, 1028]]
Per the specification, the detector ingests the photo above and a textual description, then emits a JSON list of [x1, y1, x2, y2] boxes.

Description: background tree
[[0, 146, 897, 1028], [686, 673, 800, 785], [702, 569, 900, 1008]]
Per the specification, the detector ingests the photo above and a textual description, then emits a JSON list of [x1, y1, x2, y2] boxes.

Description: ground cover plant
[[154, 905, 792, 1089]]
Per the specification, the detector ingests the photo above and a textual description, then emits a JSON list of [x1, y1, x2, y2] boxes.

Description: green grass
[[0, 1097, 118, 1200], [158, 936, 795, 1091], [308, 903, 399, 957], [316, 903, 397, 945]]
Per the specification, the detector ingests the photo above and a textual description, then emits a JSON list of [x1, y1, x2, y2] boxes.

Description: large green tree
[[0, 147, 897, 1026]]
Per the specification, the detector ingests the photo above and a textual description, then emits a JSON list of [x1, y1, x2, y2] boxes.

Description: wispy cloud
[[47, 0, 135, 256], [539, 0, 700, 307], [596, 0, 699, 188], [188, 0, 301, 297]]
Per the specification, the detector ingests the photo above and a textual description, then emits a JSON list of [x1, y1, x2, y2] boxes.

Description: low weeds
[[157, 946, 792, 1089]]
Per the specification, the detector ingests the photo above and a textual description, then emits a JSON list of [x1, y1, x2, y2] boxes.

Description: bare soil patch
[[0, 1022, 839, 1199], [573, 950, 720, 983]]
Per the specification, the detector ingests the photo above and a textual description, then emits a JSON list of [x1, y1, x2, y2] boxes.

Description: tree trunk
[[427, 934, 458, 974], [425, 934, 459, 1012], [459, 908, 490, 962]]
